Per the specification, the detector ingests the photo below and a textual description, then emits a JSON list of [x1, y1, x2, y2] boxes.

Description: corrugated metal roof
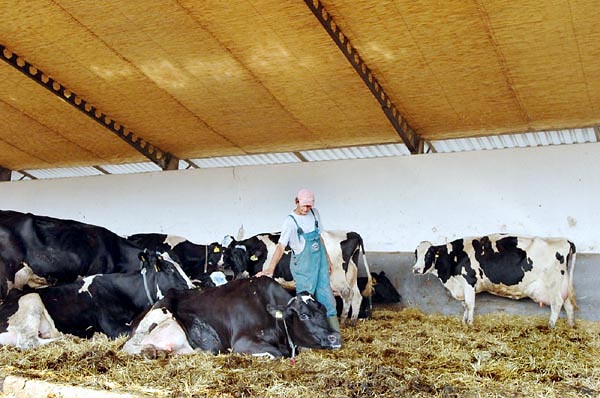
[[98, 162, 162, 175], [431, 127, 597, 153], [18, 166, 104, 180], [300, 143, 411, 161], [189, 153, 301, 168], [7, 128, 598, 181]]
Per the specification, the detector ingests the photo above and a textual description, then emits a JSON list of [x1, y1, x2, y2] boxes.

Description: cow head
[[222, 236, 251, 279], [268, 292, 341, 350], [412, 241, 437, 274], [139, 250, 195, 301], [371, 272, 401, 303], [206, 242, 225, 272]]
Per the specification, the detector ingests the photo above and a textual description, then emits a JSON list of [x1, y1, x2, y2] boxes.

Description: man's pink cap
[[297, 189, 315, 206]]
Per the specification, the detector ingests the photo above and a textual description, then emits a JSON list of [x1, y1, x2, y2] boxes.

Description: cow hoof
[[140, 344, 169, 359]]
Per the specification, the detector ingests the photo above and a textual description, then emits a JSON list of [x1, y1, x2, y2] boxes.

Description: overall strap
[[310, 208, 319, 230], [288, 214, 304, 236]]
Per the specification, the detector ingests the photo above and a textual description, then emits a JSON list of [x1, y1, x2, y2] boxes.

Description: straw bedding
[[0, 307, 598, 397]]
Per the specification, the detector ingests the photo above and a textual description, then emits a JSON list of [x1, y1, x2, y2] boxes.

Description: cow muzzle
[[232, 270, 250, 280], [321, 333, 341, 349]]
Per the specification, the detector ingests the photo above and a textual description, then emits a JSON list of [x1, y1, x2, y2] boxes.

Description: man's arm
[[320, 235, 334, 274], [256, 243, 285, 277]]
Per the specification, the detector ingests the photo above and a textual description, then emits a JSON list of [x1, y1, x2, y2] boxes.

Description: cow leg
[[14, 264, 49, 290], [562, 295, 575, 328], [345, 262, 361, 325], [548, 293, 569, 329], [3, 293, 61, 349], [339, 293, 352, 326], [232, 336, 284, 358], [348, 283, 362, 325], [462, 288, 476, 326]]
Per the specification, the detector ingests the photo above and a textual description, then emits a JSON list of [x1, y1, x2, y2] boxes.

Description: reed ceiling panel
[[1, 0, 599, 171]]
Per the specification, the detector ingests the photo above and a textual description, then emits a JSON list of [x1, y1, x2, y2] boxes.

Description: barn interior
[[1, 2, 600, 397]]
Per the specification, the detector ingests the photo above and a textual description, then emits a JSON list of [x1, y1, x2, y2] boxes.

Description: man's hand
[[256, 269, 273, 278], [256, 244, 285, 278]]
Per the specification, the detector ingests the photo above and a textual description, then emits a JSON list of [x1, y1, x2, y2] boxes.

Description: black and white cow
[[0, 210, 150, 299], [222, 233, 291, 280], [0, 250, 195, 348], [123, 276, 341, 358], [126, 233, 225, 282], [413, 234, 577, 328], [223, 231, 373, 325]]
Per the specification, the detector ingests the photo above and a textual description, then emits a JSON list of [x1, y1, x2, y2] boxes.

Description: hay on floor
[[0, 308, 598, 398]]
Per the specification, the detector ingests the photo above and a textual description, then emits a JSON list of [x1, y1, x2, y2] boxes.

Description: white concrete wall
[[1, 142, 599, 253]]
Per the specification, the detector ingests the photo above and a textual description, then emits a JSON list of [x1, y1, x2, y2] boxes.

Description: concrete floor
[[362, 251, 600, 324]]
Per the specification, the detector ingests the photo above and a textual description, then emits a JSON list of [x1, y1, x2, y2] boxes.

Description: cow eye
[[299, 313, 310, 321]]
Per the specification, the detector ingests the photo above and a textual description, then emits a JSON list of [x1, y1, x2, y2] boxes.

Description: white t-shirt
[[278, 208, 323, 254]]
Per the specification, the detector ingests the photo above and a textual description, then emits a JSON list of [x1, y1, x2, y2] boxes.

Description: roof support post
[[0, 166, 11, 181], [303, 0, 424, 154], [0, 44, 179, 170]]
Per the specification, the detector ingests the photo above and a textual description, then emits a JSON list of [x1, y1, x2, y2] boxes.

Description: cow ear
[[249, 251, 261, 262], [266, 304, 287, 319], [138, 251, 148, 262]]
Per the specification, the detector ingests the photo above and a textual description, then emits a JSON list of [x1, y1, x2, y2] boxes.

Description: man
[[257, 189, 341, 339]]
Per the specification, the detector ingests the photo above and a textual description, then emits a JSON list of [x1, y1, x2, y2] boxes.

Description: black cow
[[123, 277, 341, 358], [337, 271, 402, 319], [0, 210, 148, 299], [0, 250, 195, 348], [364, 271, 401, 304], [223, 231, 373, 325], [126, 233, 225, 281]]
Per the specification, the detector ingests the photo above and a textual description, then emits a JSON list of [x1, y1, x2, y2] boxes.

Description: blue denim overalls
[[289, 211, 337, 317]]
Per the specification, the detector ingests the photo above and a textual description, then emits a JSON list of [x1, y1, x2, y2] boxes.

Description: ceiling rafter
[[303, 0, 424, 154], [0, 44, 179, 171]]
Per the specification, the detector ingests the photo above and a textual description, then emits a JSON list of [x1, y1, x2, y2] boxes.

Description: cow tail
[[567, 241, 577, 310], [359, 237, 373, 297]]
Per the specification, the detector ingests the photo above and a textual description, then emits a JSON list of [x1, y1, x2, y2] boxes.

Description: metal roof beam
[[293, 151, 309, 162], [303, 0, 424, 154], [0, 44, 179, 171], [93, 166, 111, 175], [16, 170, 37, 180]]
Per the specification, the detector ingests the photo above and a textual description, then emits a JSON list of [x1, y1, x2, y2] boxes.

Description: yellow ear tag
[[250, 255, 258, 261], [213, 247, 220, 253], [275, 310, 284, 319]]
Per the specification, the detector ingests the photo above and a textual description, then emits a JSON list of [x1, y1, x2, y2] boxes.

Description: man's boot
[[327, 316, 341, 332], [327, 316, 342, 348]]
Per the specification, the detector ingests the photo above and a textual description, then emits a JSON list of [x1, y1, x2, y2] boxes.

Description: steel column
[[0, 166, 11, 181]]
